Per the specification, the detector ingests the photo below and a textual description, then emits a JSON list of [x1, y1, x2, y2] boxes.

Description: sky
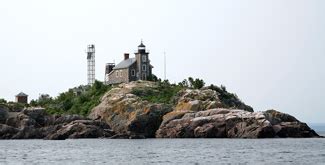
[[0, 0, 324, 123]]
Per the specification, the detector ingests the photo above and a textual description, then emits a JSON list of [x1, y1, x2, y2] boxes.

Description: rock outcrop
[[45, 120, 114, 140], [89, 81, 320, 139], [89, 81, 172, 138], [156, 108, 319, 138], [174, 89, 223, 112], [206, 85, 254, 112], [0, 108, 114, 140], [1, 81, 320, 139], [0, 105, 9, 123]]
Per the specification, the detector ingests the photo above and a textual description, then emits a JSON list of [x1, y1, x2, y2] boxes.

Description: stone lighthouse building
[[106, 41, 153, 84]]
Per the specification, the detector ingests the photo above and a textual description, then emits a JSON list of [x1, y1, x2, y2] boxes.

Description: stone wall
[[128, 62, 138, 82], [108, 68, 129, 84]]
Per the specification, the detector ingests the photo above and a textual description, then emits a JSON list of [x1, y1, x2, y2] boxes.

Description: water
[[310, 124, 325, 133], [0, 138, 325, 165]]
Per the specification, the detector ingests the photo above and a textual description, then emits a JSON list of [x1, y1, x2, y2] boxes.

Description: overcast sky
[[0, 0, 324, 123]]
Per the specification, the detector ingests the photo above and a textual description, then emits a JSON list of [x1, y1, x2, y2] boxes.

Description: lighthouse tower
[[135, 41, 150, 80]]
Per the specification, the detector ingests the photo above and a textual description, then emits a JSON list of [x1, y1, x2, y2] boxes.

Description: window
[[131, 69, 135, 76], [116, 71, 119, 77], [142, 65, 146, 71], [142, 55, 147, 62]]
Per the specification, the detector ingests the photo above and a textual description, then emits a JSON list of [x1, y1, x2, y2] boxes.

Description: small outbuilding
[[15, 92, 28, 104]]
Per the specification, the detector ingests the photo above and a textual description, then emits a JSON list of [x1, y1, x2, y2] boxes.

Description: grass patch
[[131, 81, 183, 104]]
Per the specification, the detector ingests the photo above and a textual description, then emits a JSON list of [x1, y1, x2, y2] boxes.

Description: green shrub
[[0, 98, 7, 104], [147, 74, 159, 82], [32, 80, 111, 116], [208, 84, 253, 112], [132, 81, 183, 104], [188, 77, 205, 89]]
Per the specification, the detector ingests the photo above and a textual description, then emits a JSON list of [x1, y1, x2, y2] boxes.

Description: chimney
[[124, 53, 129, 60]]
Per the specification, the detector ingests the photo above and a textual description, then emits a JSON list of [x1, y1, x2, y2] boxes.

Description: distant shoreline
[[317, 132, 325, 136], [308, 124, 325, 135]]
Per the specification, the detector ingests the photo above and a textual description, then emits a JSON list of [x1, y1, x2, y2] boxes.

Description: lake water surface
[[1, 137, 325, 165]]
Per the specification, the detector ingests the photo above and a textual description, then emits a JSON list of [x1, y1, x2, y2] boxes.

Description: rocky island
[[0, 80, 320, 139]]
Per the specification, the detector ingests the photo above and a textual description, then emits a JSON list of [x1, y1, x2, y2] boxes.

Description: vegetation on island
[[0, 98, 26, 112], [30, 80, 111, 116], [2, 76, 252, 115], [131, 77, 252, 111], [208, 84, 253, 111], [131, 80, 183, 104], [131, 76, 207, 104], [0, 98, 7, 104]]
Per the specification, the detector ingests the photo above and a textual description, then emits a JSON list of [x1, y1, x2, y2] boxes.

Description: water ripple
[[0, 139, 324, 164]]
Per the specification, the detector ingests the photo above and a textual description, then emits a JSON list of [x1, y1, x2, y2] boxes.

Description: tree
[[147, 74, 158, 82], [188, 77, 205, 89], [178, 79, 189, 87], [30, 100, 37, 106], [93, 80, 104, 91], [0, 98, 7, 104], [221, 85, 227, 92], [161, 79, 171, 87]]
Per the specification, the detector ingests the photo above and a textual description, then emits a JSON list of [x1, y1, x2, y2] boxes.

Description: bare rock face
[[45, 120, 114, 140], [51, 115, 86, 125], [88, 81, 256, 138], [0, 105, 9, 124], [159, 87, 255, 137], [156, 109, 319, 138], [264, 110, 319, 137], [89, 81, 172, 138], [174, 89, 223, 112], [89, 81, 318, 139], [0, 124, 19, 139], [0, 108, 115, 139]]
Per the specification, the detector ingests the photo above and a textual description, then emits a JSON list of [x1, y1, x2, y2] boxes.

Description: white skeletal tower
[[87, 44, 95, 85]]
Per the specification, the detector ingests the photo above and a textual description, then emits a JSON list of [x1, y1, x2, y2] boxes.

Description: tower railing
[[134, 50, 150, 54]]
